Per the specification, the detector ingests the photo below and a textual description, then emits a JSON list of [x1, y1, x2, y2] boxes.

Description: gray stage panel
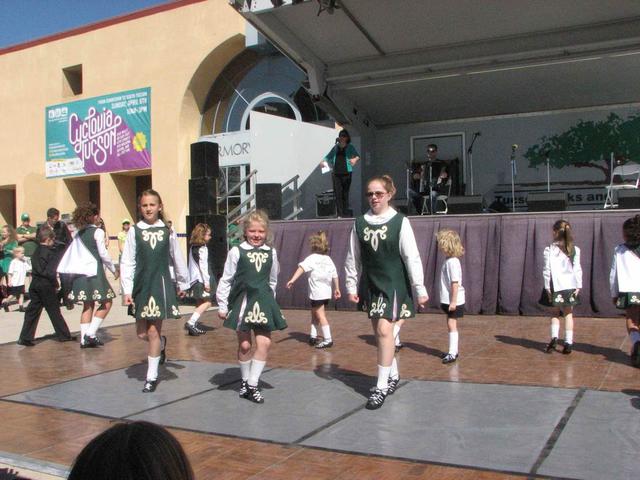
[[538, 390, 640, 480], [301, 381, 577, 473], [130, 368, 367, 443], [4, 361, 238, 418]]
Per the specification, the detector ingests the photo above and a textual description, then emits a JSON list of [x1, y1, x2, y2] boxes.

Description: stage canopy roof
[[231, 0, 640, 127]]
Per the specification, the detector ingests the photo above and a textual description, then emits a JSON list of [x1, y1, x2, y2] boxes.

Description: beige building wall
[[0, 0, 245, 255]]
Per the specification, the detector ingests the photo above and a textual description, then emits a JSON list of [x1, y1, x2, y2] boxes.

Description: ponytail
[[553, 219, 574, 261]]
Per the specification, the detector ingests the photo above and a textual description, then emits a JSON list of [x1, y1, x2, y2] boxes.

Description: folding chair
[[604, 163, 640, 209]]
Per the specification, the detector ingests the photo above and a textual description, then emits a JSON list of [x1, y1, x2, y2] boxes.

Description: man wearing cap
[[117, 219, 131, 266], [16, 214, 37, 279]]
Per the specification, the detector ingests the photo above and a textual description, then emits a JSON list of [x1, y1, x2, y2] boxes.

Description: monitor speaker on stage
[[186, 214, 227, 279], [316, 191, 336, 218], [618, 190, 640, 209], [448, 195, 483, 214], [527, 192, 568, 212], [189, 177, 218, 215], [191, 141, 219, 178], [256, 183, 282, 220]]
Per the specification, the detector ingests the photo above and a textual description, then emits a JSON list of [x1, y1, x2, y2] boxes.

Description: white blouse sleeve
[[609, 249, 619, 297], [573, 246, 583, 289], [120, 228, 137, 295], [216, 247, 239, 313], [344, 225, 361, 295], [399, 217, 428, 298], [169, 232, 190, 292], [270, 248, 279, 296], [94, 228, 116, 274], [199, 246, 210, 286], [543, 246, 552, 290]]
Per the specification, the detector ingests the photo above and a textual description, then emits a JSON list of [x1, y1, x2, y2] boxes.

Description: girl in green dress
[[0, 225, 18, 290], [216, 210, 287, 404], [66, 203, 117, 348], [345, 175, 429, 410], [121, 189, 190, 393]]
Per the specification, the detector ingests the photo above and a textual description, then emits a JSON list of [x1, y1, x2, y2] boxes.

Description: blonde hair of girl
[[436, 229, 465, 258], [309, 231, 329, 254]]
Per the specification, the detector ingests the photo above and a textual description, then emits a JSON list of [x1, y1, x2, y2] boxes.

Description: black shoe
[[160, 335, 167, 365], [442, 353, 458, 364], [395, 342, 404, 353], [239, 380, 249, 398], [632, 342, 640, 368], [315, 339, 333, 349], [57, 335, 77, 342], [184, 322, 205, 336], [387, 376, 400, 395], [142, 379, 157, 393], [545, 337, 558, 353], [245, 385, 264, 403], [366, 388, 388, 410], [308, 336, 318, 346], [18, 306, 25, 313], [81, 335, 99, 348], [562, 343, 573, 355], [17, 339, 35, 347], [3, 304, 8, 313]]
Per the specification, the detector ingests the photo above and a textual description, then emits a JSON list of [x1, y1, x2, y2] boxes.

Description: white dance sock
[[565, 330, 574, 345], [86, 316, 103, 337], [80, 324, 90, 345], [310, 324, 318, 339], [147, 356, 160, 381], [248, 359, 266, 387], [188, 311, 201, 326], [551, 323, 560, 339], [376, 365, 391, 391], [449, 331, 459, 356], [389, 357, 399, 380], [321, 325, 332, 342]]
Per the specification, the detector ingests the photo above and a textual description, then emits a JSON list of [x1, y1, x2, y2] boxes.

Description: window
[[63, 64, 83, 96]]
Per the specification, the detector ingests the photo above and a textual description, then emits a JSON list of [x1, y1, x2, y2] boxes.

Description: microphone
[[511, 144, 518, 151], [474, 131, 481, 136]]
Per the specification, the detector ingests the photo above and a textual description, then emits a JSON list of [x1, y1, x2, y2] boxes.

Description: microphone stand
[[545, 152, 551, 192], [467, 133, 480, 195], [510, 147, 517, 212]]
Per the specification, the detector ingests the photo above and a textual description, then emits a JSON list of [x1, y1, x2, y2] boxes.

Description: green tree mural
[[525, 113, 640, 184]]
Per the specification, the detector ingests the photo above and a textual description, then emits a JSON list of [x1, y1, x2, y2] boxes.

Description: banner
[[45, 87, 151, 178]]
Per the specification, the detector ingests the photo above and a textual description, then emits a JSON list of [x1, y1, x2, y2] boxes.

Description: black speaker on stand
[[448, 195, 484, 214], [191, 142, 219, 178], [256, 183, 283, 220], [618, 190, 640, 209]]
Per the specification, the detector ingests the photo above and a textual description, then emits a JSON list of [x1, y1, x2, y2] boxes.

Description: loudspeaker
[[189, 177, 218, 215], [190, 142, 219, 178], [256, 183, 282, 220], [186, 214, 227, 280], [316, 191, 336, 218], [618, 190, 640, 209], [448, 195, 484, 214], [527, 192, 568, 212]]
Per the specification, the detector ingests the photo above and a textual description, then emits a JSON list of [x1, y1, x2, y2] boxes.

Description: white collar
[[136, 220, 165, 229], [240, 241, 271, 251], [363, 207, 398, 224]]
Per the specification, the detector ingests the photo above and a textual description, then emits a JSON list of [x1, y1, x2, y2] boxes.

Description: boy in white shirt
[[287, 231, 341, 348], [3, 246, 28, 312]]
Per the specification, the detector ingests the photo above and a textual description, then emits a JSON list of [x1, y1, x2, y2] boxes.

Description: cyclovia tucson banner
[[45, 87, 151, 178]]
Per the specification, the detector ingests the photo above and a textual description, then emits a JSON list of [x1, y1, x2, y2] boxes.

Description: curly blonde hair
[[189, 223, 211, 246], [436, 229, 464, 258], [309, 231, 329, 254], [242, 210, 272, 245]]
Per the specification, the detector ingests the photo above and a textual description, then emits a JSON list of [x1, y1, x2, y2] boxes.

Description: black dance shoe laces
[[246, 385, 264, 404], [545, 337, 558, 353], [142, 379, 158, 393], [81, 335, 100, 348], [562, 342, 573, 355], [442, 353, 458, 364], [239, 380, 249, 398], [366, 388, 388, 410], [387, 376, 400, 395], [308, 336, 319, 346], [184, 322, 205, 336], [315, 339, 333, 349]]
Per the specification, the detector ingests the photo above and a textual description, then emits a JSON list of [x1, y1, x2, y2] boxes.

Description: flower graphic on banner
[[133, 132, 147, 152]]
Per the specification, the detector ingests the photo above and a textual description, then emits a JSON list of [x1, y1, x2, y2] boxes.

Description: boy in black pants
[[17, 227, 74, 346]]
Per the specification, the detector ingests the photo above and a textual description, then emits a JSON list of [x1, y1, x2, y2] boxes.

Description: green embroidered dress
[[131, 225, 181, 321], [223, 246, 287, 332], [355, 213, 415, 320], [69, 226, 115, 303]]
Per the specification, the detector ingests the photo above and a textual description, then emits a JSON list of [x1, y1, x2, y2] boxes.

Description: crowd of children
[[5, 181, 639, 410]]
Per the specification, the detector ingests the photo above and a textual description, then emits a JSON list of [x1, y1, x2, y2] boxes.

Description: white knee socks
[[551, 323, 560, 339], [376, 364, 391, 391], [449, 331, 459, 356], [239, 359, 251, 381], [389, 357, 399, 380], [310, 324, 318, 339], [565, 330, 574, 345], [321, 325, 332, 342], [248, 359, 266, 387], [188, 311, 201, 326], [147, 356, 160, 381]]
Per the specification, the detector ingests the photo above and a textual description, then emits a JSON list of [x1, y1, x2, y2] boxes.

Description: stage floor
[[1, 309, 638, 479]]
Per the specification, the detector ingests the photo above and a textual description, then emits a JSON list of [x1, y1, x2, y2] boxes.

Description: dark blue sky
[[0, 0, 172, 49]]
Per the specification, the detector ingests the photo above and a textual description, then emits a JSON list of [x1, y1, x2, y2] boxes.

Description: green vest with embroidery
[[355, 213, 415, 320], [132, 225, 180, 320], [225, 246, 287, 331]]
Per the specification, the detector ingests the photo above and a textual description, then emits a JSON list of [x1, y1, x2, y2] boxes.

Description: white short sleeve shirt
[[299, 253, 338, 300], [439, 257, 465, 305]]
